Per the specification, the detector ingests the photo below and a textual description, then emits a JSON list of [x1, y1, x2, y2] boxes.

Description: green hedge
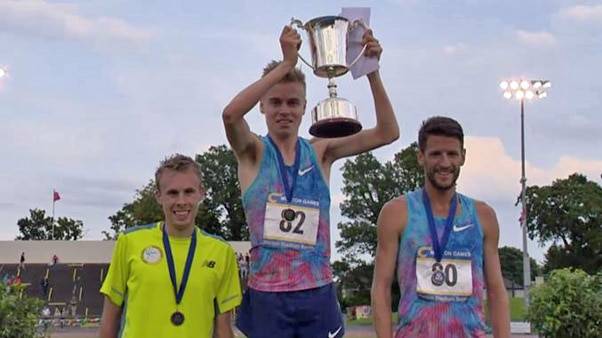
[[528, 268, 602, 338], [0, 282, 44, 338]]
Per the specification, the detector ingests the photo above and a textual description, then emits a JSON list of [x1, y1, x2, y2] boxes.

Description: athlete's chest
[[127, 240, 222, 293]]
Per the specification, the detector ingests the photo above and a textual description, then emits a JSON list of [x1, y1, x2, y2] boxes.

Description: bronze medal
[[283, 208, 296, 222], [171, 311, 185, 326], [431, 269, 445, 286]]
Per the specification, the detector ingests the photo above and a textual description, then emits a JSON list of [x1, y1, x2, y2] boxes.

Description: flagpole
[[51, 189, 56, 240]]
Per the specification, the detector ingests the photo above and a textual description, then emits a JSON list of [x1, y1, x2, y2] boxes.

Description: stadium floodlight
[[499, 78, 551, 312], [502, 79, 550, 102]]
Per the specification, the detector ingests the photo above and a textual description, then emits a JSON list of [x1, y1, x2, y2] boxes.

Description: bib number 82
[[280, 210, 306, 234]]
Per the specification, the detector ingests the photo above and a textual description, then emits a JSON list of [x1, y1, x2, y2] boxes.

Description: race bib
[[263, 193, 319, 246], [416, 246, 473, 302]]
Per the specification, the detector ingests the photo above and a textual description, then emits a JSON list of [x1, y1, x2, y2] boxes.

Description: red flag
[[518, 206, 526, 227], [53, 190, 61, 202]]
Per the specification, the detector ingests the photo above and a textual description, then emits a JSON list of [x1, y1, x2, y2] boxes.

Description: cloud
[[443, 43, 467, 55], [557, 5, 602, 24], [60, 177, 141, 208], [6, 121, 106, 163], [516, 30, 557, 47], [0, 0, 154, 43], [0, 202, 15, 209], [459, 136, 602, 202]]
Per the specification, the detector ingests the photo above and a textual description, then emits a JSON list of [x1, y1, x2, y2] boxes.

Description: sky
[[1, 0, 601, 264]]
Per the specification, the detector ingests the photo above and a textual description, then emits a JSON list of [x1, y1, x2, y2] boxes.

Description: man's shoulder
[[199, 231, 234, 251], [381, 195, 409, 224], [121, 222, 159, 237], [461, 195, 498, 226], [386, 194, 409, 210], [460, 194, 495, 213]]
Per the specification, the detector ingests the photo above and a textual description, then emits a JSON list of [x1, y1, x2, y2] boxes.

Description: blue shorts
[[236, 283, 345, 338]]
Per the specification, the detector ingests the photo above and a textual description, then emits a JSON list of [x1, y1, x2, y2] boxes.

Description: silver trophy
[[291, 16, 367, 138]]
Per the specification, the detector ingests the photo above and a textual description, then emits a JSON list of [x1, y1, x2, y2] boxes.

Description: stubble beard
[[427, 169, 460, 192]]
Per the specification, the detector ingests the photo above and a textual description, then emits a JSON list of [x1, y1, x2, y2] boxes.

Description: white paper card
[[341, 7, 380, 79]]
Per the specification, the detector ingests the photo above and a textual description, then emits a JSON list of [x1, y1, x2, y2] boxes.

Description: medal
[[171, 311, 185, 326], [163, 224, 197, 326], [431, 262, 445, 286], [283, 208, 296, 222]]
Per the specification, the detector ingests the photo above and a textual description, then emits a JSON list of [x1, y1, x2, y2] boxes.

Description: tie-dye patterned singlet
[[396, 189, 488, 337], [242, 136, 332, 292]]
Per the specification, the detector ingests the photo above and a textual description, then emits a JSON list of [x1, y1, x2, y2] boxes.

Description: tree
[[104, 145, 248, 241], [195, 145, 248, 241], [0, 281, 44, 338], [338, 261, 374, 307], [336, 143, 424, 260], [103, 181, 163, 239], [333, 144, 422, 312], [498, 246, 541, 286], [528, 268, 602, 338], [526, 173, 602, 274], [16, 208, 83, 240]]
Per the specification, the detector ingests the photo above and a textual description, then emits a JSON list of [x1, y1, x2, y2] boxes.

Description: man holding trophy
[[222, 14, 399, 338]]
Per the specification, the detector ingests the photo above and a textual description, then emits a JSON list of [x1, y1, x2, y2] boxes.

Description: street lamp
[[499, 78, 551, 311]]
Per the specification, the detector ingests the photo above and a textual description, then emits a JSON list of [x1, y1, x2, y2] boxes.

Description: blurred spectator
[[19, 252, 26, 271], [49, 254, 59, 266], [12, 275, 22, 286], [237, 251, 250, 280], [41, 306, 52, 330], [72, 275, 82, 296], [42, 305, 51, 317], [69, 295, 78, 317], [41, 277, 50, 298]]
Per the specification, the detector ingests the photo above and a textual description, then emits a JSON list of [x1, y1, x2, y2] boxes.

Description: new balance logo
[[298, 165, 314, 176], [204, 260, 216, 268], [452, 223, 474, 232]]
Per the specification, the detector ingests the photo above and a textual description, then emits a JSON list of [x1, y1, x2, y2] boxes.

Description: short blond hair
[[262, 60, 306, 92], [155, 154, 203, 191]]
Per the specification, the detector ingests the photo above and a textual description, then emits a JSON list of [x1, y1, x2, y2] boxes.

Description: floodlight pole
[[519, 98, 531, 311]]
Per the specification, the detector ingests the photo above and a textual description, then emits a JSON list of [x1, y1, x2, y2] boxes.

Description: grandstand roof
[[0, 240, 251, 264]]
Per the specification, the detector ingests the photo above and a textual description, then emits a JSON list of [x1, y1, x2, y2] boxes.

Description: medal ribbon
[[162, 224, 197, 307], [267, 136, 301, 203], [422, 187, 458, 262]]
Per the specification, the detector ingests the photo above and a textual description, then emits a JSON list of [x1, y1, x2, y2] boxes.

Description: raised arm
[[372, 197, 405, 338], [477, 201, 511, 338], [222, 25, 301, 160], [319, 29, 399, 166]]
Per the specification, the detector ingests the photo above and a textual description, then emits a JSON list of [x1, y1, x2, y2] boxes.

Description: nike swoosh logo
[[328, 326, 342, 338], [453, 223, 474, 232], [298, 165, 314, 176]]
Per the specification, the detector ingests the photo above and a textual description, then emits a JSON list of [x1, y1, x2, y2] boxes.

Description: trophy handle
[[347, 19, 368, 69], [289, 18, 315, 70]]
